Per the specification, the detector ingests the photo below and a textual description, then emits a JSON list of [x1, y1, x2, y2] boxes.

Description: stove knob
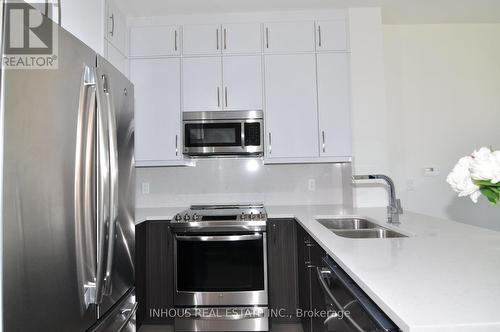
[[192, 213, 200, 221], [250, 212, 256, 220], [174, 214, 182, 222], [259, 212, 264, 220], [241, 212, 246, 220], [184, 213, 191, 221]]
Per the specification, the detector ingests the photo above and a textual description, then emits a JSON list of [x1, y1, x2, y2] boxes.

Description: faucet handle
[[395, 199, 403, 214]]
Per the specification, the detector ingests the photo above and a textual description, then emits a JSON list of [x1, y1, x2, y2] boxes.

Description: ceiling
[[119, 0, 500, 23]]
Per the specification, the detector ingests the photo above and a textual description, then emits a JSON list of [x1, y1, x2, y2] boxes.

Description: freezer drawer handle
[[118, 302, 138, 332]]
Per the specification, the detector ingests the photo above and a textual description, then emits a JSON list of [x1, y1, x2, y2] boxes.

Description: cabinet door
[[40, 0, 105, 54], [222, 56, 263, 111], [106, 0, 127, 55], [296, 223, 312, 332], [146, 222, 174, 324], [263, 21, 315, 53], [316, 19, 348, 51], [135, 222, 147, 328], [106, 42, 129, 78], [183, 24, 222, 55], [130, 25, 180, 57], [222, 23, 262, 54], [309, 240, 327, 332], [267, 219, 299, 324], [264, 54, 319, 159], [183, 57, 223, 111], [317, 53, 351, 157], [131, 58, 181, 162]]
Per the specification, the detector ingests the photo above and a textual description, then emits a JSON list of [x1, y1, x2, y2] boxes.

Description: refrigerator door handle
[[75, 65, 98, 307], [103, 73, 119, 296], [95, 72, 111, 304], [118, 302, 138, 332]]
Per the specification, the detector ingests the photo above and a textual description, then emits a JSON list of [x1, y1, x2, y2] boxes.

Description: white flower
[[446, 156, 481, 203], [470, 147, 500, 184]]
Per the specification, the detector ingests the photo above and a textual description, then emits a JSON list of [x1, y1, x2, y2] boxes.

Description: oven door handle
[[175, 234, 263, 242]]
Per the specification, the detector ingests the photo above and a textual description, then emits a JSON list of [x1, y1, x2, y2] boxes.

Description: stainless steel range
[[171, 204, 269, 332]]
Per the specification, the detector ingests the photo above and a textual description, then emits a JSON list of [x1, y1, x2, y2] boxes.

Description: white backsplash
[[136, 158, 353, 208]]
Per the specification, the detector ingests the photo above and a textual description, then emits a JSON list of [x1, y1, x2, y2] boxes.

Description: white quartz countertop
[[135, 204, 500, 332]]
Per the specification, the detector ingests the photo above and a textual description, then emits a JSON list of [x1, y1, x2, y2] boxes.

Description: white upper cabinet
[[33, 0, 105, 54], [105, 0, 127, 55], [317, 53, 351, 157], [221, 23, 262, 54], [182, 57, 223, 111], [263, 21, 315, 53], [130, 25, 180, 57], [222, 56, 263, 110], [316, 20, 348, 51], [106, 42, 129, 78], [131, 58, 182, 163], [183, 24, 222, 55], [264, 54, 319, 159]]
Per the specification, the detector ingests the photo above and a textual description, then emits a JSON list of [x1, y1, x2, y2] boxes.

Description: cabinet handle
[[175, 135, 178, 156], [268, 132, 272, 155], [224, 87, 228, 107], [109, 14, 115, 37], [57, 0, 61, 26], [174, 30, 178, 51], [322, 131, 326, 153], [217, 87, 220, 108], [216, 29, 219, 50], [318, 25, 322, 47], [224, 28, 227, 50], [265, 27, 269, 49]]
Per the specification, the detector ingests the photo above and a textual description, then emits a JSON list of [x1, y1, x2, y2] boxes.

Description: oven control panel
[[171, 204, 267, 227]]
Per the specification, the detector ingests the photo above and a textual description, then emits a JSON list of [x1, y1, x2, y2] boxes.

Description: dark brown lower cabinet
[[296, 221, 326, 332], [267, 219, 300, 327], [136, 220, 174, 328]]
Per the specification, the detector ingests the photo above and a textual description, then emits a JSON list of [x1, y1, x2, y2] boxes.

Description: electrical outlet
[[308, 179, 316, 192], [423, 166, 439, 177], [141, 182, 150, 195]]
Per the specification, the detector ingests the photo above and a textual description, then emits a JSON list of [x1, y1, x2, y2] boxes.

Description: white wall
[[383, 24, 500, 231], [136, 159, 353, 208], [348, 8, 391, 207]]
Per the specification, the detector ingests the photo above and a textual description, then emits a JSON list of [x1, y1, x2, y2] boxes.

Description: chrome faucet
[[352, 174, 403, 224]]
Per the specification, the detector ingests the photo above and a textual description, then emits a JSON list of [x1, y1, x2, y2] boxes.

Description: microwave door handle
[[241, 123, 245, 149], [316, 267, 366, 332]]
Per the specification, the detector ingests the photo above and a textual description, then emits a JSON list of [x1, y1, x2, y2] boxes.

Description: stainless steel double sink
[[316, 218, 407, 239]]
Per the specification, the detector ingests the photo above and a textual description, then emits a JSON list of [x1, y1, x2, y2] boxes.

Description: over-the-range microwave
[[182, 110, 264, 157]]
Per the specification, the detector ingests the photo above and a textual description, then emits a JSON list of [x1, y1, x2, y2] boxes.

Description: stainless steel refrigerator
[[1, 7, 136, 332]]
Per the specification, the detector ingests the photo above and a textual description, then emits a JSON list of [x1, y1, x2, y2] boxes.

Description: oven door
[[174, 233, 268, 307], [183, 120, 263, 156]]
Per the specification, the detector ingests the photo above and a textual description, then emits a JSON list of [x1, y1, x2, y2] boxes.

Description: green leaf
[[473, 180, 500, 189], [491, 186, 500, 194], [480, 187, 500, 205]]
